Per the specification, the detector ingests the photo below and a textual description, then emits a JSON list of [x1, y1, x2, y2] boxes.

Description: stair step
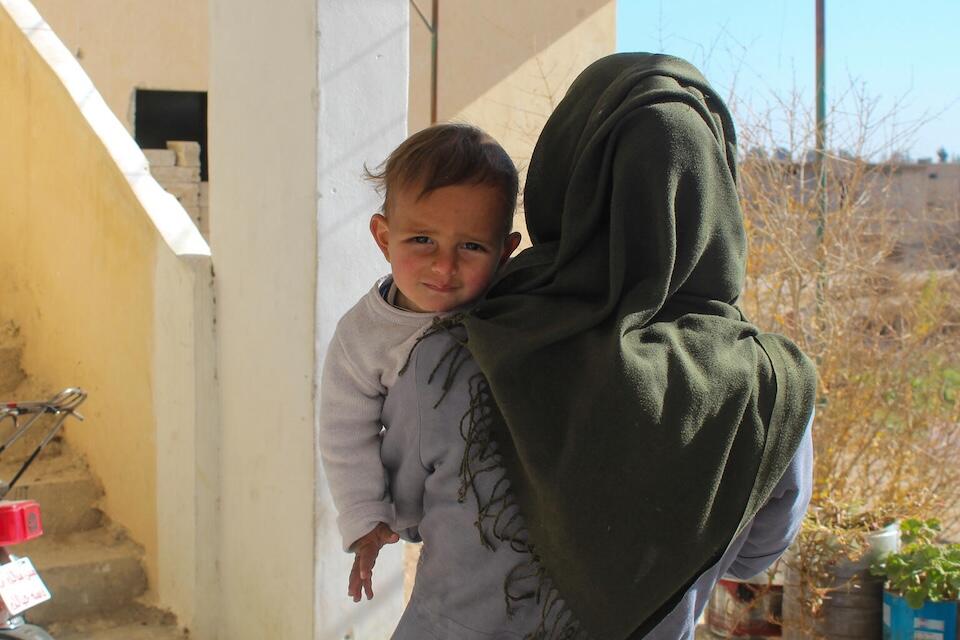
[[56, 624, 186, 640], [0, 438, 65, 467], [1, 451, 103, 533], [16, 527, 147, 625], [0, 415, 68, 467], [1, 379, 81, 465], [45, 603, 184, 640]]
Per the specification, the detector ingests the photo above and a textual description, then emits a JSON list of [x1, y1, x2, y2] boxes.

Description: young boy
[[318, 123, 521, 603]]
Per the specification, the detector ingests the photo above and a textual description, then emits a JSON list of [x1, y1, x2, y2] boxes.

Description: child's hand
[[348, 522, 400, 602]]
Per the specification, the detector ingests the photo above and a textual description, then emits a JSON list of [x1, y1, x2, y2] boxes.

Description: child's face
[[370, 183, 521, 312]]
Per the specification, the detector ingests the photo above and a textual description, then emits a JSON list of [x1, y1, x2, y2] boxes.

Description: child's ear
[[369, 214, 391, 261], [499, 231, 522, 266]]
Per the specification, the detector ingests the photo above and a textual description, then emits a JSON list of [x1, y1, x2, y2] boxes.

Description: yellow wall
[[410, 1, 616, 241], [28, 0, 208, 130], [0, 6, 162, 586]]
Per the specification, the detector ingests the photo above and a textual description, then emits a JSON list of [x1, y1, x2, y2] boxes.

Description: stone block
[[199, 181, 209, 206], [164, 182, 200, 207], [166, 140, 201, 167], [199, 205, 210, 238], [150, 165, 200, 184], [142, 149, 176, 167]]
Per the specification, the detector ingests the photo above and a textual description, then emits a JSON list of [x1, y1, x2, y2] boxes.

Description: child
[[318, 123, 521, 603]]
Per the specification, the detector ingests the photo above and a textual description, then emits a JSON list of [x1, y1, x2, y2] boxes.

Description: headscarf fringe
[[404, 315, 590, 640]]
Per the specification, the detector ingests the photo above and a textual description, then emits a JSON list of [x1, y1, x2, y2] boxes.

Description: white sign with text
[[0, 557, 51, 615]]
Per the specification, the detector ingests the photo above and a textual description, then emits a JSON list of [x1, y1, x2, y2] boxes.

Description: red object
[[0, 500, 44, 546]]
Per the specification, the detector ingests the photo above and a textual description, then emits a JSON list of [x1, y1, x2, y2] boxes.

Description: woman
[[381, 52, 816, 640]]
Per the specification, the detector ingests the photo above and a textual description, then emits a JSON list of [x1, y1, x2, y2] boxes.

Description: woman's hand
[[348, 522, 400, 602]]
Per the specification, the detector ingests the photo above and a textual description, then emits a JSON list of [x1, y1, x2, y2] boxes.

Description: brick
[[143, 148, 176, 167], [150, 165, 200, 183], [166, 140, 201, 167], [199, 181, 209, 206]]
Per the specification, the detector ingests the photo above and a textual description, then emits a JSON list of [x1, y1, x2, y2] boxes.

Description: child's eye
[[461, 242, 486, 252], [410, 236, 432, 244]]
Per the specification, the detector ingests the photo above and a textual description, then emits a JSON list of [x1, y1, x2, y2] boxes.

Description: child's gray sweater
[[318, 276, 440, 550]]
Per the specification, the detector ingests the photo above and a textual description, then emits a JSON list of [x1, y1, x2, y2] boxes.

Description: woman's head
[[518, 53, 746, 311]]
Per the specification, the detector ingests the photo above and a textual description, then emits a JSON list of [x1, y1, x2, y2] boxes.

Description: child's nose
[[431, 249, 458, 276]]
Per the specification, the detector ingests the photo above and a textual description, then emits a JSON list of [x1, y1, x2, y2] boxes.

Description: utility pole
[[815, 0, 827, 313], [816, 0, 826, 237], [411, 0, 439, 124], [431, 0, 439, 124]]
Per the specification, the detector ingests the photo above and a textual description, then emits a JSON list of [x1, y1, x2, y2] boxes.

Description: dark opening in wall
[[134, 89, 208, 181]]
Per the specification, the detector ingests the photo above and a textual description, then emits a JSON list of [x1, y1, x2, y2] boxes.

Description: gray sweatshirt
[[383, 329, 814, 640], [318, 276, 440, 550]]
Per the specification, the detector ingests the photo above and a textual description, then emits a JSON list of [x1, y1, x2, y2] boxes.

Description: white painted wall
[[315, 2, 409, 638], [210, 1, 407, 638], [209, 0, 318, 636], [154, 255, 218, 638]]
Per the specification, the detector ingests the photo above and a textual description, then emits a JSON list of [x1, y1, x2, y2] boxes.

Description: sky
[[616, 0, 960, 161]]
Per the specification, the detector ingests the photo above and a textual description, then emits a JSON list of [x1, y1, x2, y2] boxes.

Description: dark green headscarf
[[459, 53, 816, 639]]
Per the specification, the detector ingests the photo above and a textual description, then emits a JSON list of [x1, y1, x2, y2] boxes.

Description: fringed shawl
[[456, 53, 817, 639]]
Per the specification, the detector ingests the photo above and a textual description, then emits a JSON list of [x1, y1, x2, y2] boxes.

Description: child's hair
[[366, 123, 519, 234]]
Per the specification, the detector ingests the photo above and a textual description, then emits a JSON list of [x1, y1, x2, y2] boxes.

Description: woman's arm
[[727, 412, 814, 579]]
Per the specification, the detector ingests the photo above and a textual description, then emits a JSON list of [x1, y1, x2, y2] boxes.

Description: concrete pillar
[[209, 1, 408, 638], [314, 3, 409, 637]]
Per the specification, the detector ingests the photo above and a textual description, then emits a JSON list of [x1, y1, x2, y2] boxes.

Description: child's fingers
[[359, 545, 379, 578], [358, 547, 379, 599], [358, 547, 374, 599], [348, 531, 393, 603], [348, 561, 363, 602]]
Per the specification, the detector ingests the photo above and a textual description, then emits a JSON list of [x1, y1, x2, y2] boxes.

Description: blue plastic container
[[883, 591, 958, 640]]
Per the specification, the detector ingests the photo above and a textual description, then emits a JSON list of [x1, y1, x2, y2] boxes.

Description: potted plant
[[871, 518, 960, 640]]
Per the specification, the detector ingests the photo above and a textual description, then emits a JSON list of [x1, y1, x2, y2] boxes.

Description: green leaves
[[871, 518, 960, 608], [900, 517, 940, 546]]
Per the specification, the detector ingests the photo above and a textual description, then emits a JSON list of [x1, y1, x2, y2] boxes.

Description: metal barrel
[[783, 558, 884, 639]]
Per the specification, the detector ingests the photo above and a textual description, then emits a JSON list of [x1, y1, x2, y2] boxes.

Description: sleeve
[[318, 329, 396, 552], [726, 411, 814, 579]]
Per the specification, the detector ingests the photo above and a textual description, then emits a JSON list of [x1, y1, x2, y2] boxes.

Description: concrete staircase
[[0, 336, 184, 639]]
